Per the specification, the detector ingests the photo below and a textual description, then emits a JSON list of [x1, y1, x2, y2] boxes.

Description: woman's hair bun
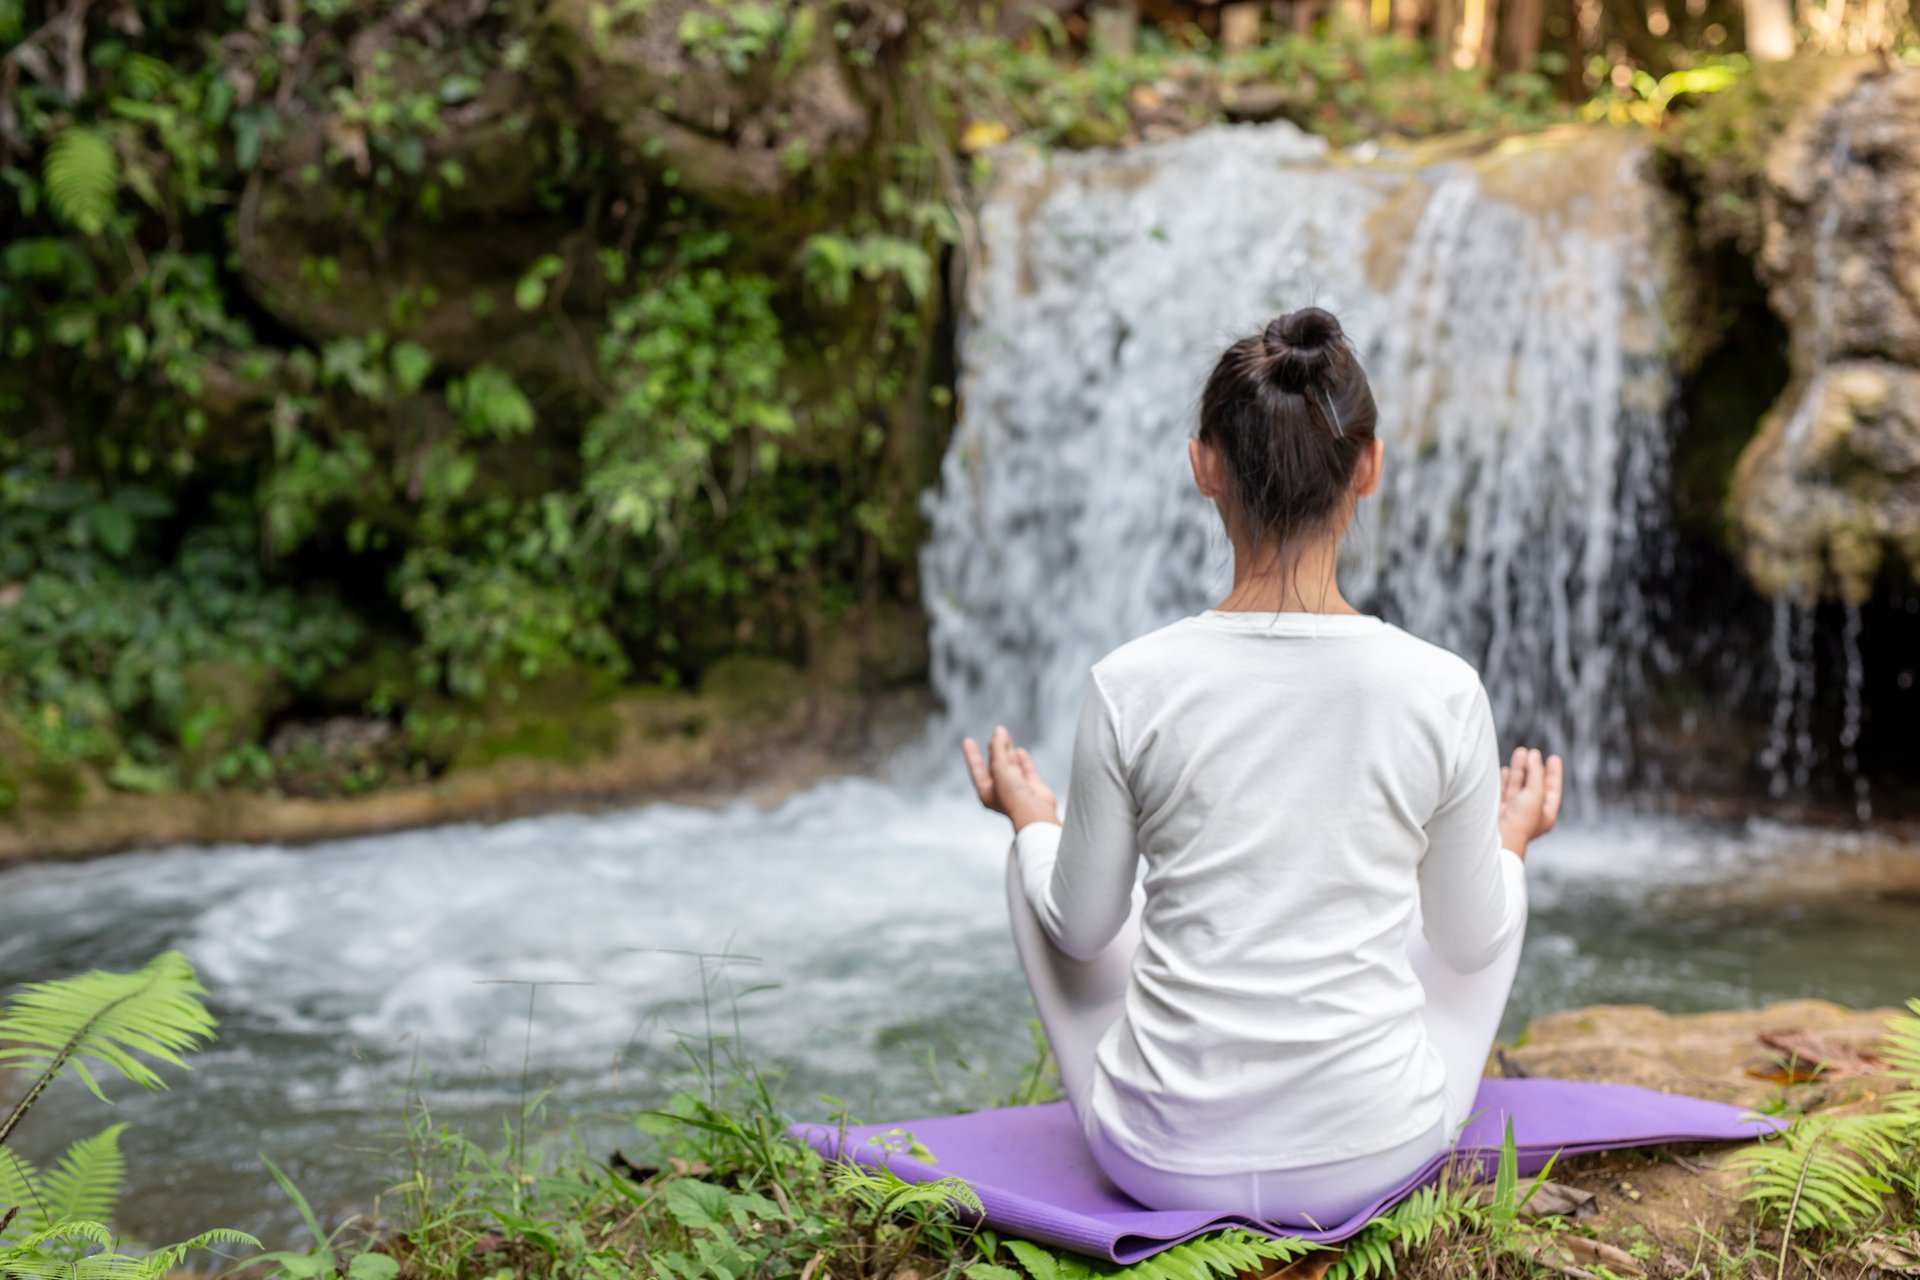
[[1261, 307, 1344, 391]]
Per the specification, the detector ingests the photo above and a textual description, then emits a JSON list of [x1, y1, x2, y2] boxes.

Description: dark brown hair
[[1196, 307, 1378, 554]]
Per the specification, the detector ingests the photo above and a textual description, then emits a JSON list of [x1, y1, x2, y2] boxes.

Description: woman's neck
[[1215, 531, 1357, 616]]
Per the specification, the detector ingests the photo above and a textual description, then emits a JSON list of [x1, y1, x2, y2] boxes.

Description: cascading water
[[1751, 88, 1876, 816], [923, 123, 1674, 803]]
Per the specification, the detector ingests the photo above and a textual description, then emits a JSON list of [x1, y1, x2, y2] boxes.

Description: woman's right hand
[[1497, 747, 1563, 860], [962, 725, 1061, 834]]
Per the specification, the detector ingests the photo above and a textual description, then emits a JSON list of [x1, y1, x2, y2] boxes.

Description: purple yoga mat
[[792, 1079, 1779, 1261]]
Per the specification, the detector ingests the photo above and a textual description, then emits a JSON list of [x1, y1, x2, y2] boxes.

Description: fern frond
[[1883, 1000, 1920, 1090], [829, 1164, 984, 1220], [1, 1221, 258, 1280], [1115, 1230, 1309, 1280], [0, 1146, 45, 1234], [1727, 1113, 1907, 1233], [1324, 1225, 1396, 1280], [1003, 1230, 1312, 1280], [1318, 1173, 1486, 1280], [38, 1127, 127, 1229], [43, 127, 120, 236], [117, 54, 176, 99], [138, 1226, 261, 1273], [0, 952, 216, 1147]]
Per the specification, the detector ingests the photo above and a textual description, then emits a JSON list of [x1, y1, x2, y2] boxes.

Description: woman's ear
[[1353, 438, 1385, 499], [1189, 438, 1222, 500]]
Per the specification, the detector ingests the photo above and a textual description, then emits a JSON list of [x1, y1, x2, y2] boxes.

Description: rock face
[[1684, 64, 1920, 602], [231, 0, 890, 392]]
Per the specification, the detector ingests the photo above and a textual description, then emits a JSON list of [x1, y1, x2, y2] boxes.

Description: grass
[[263, 1012, 1920, 1280]]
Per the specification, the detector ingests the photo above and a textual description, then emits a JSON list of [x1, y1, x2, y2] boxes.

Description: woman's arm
[[1418, 687, 1559, 973], [962, 675, 1141, 961]]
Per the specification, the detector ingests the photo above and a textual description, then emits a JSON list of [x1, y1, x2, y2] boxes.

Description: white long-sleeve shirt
[[1015, 609, 1526, 1173]]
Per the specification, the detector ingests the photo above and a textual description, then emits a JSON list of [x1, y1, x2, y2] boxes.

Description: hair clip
[[1322, 388, 1345, 439]]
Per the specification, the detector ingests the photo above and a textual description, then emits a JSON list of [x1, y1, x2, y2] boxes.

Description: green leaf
[[347, 1252, 400, 1280], [447, 366, 535, 438], [44, 126, 119, 235], [514, 274, 548, 311], [87, 503, 136, 558], [664, 1180, 736, 1235], [966, 1266, 1024, 1280], [389, 341, 434, 395], [259, 1154, 334, 1252], [1005, 1239, 1063, 1280]]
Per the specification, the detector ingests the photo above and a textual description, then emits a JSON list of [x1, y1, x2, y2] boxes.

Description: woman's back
[[969, 306, 1558, 1217], [1026, 609, 1520, 1174]]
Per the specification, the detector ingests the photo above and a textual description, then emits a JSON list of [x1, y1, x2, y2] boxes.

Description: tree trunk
[[1498, 0, 1545, 67], [1220, 1, 1264, 48], [1744, 0, 1797, 58], [1089, 0, 1141, 54], [1431, 0, 1462, 64], [1457, 0, 1495, 64]]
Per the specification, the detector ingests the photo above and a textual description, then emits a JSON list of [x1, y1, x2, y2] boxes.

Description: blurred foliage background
[[0, 0, 1914, 812]]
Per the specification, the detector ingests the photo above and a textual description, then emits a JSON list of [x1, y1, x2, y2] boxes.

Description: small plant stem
[[1776, 1132, 1818, 1280], [519, 983, 537, 1193]]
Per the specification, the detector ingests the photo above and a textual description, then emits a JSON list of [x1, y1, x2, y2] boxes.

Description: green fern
[[0, 1126, 128, 1240], [1884, 1000, 1920, 1108], [0, 951, 217, 1147], [1726, 999, 1920, 1235], [1322, 1180, 1486, 1280], [42, 126, 120, 236], [1728, 1114, 1906, 1233], [35, 1127, 128, 1230], [830, 1163, 986, 1220], [1002, 1228, 1311, 1280], [0, 955, 254, 1280], [1318, 1134, 1540, 1280], [1, 1222, 256, 1280]]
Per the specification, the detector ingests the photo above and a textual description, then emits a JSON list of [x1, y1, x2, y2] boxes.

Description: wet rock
[[1218, 82, 1301, 123], [1669, 62, 1920, 602]]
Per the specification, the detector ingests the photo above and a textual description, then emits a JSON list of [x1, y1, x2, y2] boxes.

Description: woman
[[960, 307, 1563, 1227]]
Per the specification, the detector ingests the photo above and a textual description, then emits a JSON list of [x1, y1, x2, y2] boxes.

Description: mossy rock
[[698, 655, 805, 725], [1657, 55, 1875, 257], [319, 645, 431, 713], [409, 666, 625, 771], [809, 601, 931, 693], [24, 758, 89, 813], [176, 659, 292, 781]]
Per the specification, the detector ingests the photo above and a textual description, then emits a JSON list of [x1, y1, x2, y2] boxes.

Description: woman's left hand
[[962, 726, 1061, 832]]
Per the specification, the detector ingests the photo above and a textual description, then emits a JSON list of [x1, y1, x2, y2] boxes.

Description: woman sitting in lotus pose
[[961, 307, 1563, 1226]]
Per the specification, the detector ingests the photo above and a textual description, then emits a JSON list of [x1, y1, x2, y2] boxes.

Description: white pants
[[1004, 851, 1525, 1225]]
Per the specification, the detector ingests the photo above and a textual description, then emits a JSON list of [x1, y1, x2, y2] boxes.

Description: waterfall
[[921, 123, 1674, 803]]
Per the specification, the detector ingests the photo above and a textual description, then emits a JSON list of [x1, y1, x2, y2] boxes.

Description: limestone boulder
[[1673, 63, 1920, 601]]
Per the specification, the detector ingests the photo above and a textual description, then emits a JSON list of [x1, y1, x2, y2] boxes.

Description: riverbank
[[0, 680, 931, 868], [263, 998, 1920, 1280]]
